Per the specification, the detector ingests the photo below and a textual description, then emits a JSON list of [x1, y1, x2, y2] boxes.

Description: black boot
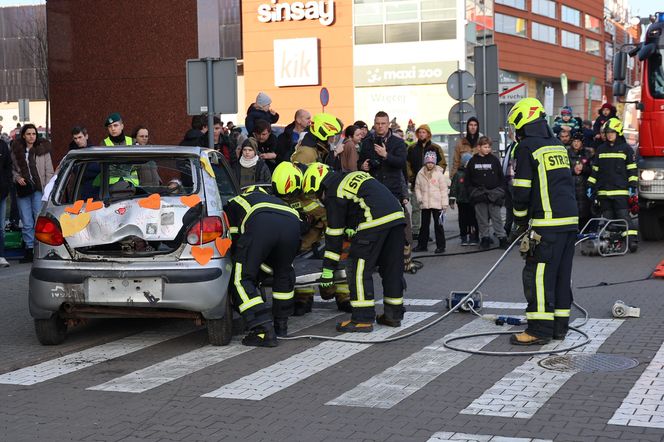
[[273, 318, 288, 338], [336, 298, 352, 313], [19, 248, 33, 264], [242, 325, 278, 347], [293, 298, 313, 316]]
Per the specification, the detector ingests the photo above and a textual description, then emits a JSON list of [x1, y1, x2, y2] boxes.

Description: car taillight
[[187, 216, 223, 245], [35, 216, 64, 246]]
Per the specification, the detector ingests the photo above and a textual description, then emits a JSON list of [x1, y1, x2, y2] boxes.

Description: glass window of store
[[495, 0, 524, 9], [585, 38, 601, 56], [561, 30, 580, 50], [561, 5, 580, 26], [532, 22, 556, 44], [585, 14, 601, 33], [353, 0, 456, 45], [495, 13, 526, 37], [531, 0, 556, 18]]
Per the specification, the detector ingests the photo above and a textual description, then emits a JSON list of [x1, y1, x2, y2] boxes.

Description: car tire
[[207, 295, 233, 346], [34, 315, 67, 345]]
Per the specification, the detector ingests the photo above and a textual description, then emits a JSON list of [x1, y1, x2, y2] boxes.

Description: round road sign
[[448, 102, 477, 133], [446, 70, 476, 101], [320, 87, 330, 107]]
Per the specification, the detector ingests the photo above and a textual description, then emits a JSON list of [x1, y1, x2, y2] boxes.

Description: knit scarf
[[239, 155, 259, 168]]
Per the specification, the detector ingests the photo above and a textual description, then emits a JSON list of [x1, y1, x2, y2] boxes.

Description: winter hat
[[424, 151, 437, 165], [105, 112, 122, 127], [600, 102, 613, 111], [242, 137, 258, 152], [256, 92, 272, 107], [461, 152, 472, 167], [416, 124, 432, 137], [561, 106, 573, 116]]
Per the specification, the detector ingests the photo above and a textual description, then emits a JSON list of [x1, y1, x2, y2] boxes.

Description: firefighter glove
[[344, 228, 356, 238], [508, 223, 528, 244], [320, 268, 334, 288]]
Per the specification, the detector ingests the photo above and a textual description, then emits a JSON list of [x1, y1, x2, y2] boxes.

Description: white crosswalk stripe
[[0, 328, 191, 386], [461, 318, 623, 419], [87, 309, 342, 393], [326, 318, 508, 409], [428, 432, 552, 442], [201, 311, 435, 401], [482, 301, 527, 310], [608, 340, 664, 428]]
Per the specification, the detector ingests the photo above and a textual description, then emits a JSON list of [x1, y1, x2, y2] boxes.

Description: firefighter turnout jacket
[[512, 119, 578, 231], [226, 189, 301, 240], [587, 138, 637, 198], [321, 171, 405, 270]]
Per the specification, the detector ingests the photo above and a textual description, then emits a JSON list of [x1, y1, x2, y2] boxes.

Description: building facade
[[46, 0, 627, 158]]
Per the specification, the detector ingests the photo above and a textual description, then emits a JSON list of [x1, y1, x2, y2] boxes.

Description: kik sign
[[273, 38, 320, 87], [258, 1, 335, 26]]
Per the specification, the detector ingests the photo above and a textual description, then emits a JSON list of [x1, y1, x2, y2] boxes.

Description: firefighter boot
[[273, 318, 288, 338], [335, 289, 352, 313], [242, 325, 278, 347], [293, 287, 314, 316], [376, 314, 401, 328], [510, 331, 551, 346], [336, 320, 374, 333], [553, 317, 569, 340]]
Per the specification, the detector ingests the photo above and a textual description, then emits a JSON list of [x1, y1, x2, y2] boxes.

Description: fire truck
[[613, 12, 664, 241]]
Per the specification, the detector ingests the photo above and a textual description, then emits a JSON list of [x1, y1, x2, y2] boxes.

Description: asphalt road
[[1, 213, 663, 442]]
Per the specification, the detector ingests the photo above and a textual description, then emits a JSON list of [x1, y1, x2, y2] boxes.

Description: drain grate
[[538, 353, 639, 373]]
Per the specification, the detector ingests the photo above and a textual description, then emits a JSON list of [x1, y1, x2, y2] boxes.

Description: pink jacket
[[415, 165, 449, 210]]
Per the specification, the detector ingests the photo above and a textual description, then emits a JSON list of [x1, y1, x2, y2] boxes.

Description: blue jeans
[[0, 195, 5, 256], [17, 191, 42, 249]]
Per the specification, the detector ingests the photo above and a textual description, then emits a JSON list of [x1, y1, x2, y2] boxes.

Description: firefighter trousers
[[522, 230, 576, 338], [231, 212, 301, 329], [599, 197, 638, 244], [345, 224, 406, 323]]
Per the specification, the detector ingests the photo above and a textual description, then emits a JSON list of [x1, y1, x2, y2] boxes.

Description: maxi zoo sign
[[258, 1, 335, 26]]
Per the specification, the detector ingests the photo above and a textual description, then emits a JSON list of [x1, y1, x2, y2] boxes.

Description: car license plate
[[86, 278, 163, 304]]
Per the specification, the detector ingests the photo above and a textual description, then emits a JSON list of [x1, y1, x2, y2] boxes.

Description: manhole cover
[[538, 353, 639, 372]]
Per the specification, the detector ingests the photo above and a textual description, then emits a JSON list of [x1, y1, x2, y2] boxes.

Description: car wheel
[[207, 295, 233, 346], [34, 315, 67, 345]]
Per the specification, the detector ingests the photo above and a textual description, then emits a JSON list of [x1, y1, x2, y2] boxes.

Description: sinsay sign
[[258, 1, 335, 26]]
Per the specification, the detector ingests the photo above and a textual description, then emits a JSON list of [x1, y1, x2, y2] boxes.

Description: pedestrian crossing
[[1, 307, 662, 435]]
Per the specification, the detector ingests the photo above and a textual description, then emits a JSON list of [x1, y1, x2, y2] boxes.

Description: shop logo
[[258, 0, 335, 27], [274, 38, 320, 87]]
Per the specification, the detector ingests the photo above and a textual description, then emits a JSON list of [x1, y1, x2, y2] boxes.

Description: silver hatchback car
[[29, 146, 238, 346]]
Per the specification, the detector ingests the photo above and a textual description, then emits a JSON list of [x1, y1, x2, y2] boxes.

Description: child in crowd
[[414, 151, 449, 253], [449, 152, 479, 246], [465, 136, 507, 250]]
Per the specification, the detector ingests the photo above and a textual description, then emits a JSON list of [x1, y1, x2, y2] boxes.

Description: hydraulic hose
[[281, 231, 593, 358], [281, 232, 529, 345]]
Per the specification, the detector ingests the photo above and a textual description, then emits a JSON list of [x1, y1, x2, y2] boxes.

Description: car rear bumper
[[29, 259, 231, 320]]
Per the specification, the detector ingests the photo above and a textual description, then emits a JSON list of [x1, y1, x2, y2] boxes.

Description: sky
[[0, 0, 44, 6]]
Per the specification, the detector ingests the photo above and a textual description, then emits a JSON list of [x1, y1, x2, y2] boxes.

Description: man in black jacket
[[358, 111, 408, 203], [0, 136, 12, 267]]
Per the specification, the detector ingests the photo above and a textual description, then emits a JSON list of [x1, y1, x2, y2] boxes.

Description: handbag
[[16, 179, 35, 198]]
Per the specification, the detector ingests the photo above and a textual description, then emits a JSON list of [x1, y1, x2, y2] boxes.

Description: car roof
[[65, 145, 207, 158]]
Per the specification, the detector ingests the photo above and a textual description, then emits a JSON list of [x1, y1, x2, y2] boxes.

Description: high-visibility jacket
[[321, 171, 405, 269], [226, 189, 300, 240], [103, 136, 133, 146], [512, 119, 578, 232], [103, 136, 139, 185], [587, 139, 637, 198]]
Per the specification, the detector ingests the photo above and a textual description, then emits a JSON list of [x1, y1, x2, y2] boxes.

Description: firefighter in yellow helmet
[[303, 163, 406, 333], [291, 112, 343, 166], [507, 97, 578, 345], [271, 162, 352, 314], [587, 117, 638, 252]]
